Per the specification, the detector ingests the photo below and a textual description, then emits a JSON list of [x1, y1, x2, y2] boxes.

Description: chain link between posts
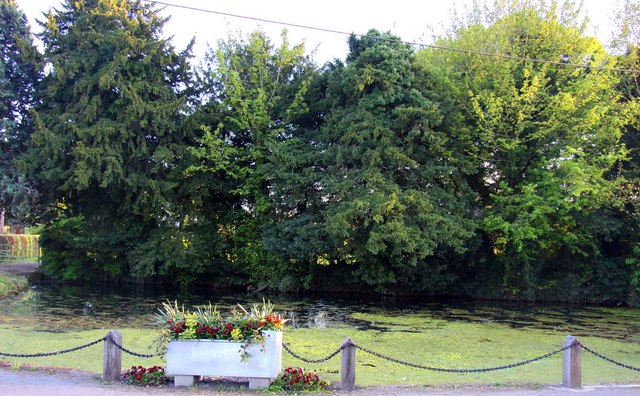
[[353, 342, 574, 373], [3, 333, 640, 373], [282, 342, 345, 363], [0, 334, 161, 359], [0, 336, 108, 358], [284, 339, 579, 373], [285, 338, 640, 374], [105, 334, 164, 358], [579, 343, 640, 372]]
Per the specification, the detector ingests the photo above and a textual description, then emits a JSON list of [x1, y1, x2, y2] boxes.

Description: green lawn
[[0, 274, 28, 299], [0, 312, 639, 387]]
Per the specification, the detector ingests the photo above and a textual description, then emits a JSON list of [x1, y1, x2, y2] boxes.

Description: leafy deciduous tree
[[610, 0, 640, 300], [420, 0, 633, 299], [188, 30, 315, 288]]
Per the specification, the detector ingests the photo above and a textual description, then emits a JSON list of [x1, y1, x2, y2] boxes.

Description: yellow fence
[[0, 235, 40, 263]]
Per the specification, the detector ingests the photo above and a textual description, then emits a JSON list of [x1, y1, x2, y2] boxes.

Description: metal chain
[[106, 335, 163, 358], [0, 336, 108, 358], [579, 343, 640, 372], [353, 343, 572, 373], [7, 333, 638, 376], [282, 342, 344, 363]]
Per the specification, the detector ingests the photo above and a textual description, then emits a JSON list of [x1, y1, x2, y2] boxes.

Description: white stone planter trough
[[167, 330, 282, 389]]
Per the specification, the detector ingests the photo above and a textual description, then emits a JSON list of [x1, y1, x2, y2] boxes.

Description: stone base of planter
[[174, 375, 195, 387], [248, 377, 271, 389], [173, 375, 271, 389]]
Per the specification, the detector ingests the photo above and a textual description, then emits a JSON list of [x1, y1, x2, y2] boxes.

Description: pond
[[2, 281, 640, 344]]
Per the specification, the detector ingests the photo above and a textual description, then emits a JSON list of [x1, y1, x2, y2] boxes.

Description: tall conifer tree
[[268, 30, 477, 291], [0, 0, 40, 230], [26, 0, 193, 280]]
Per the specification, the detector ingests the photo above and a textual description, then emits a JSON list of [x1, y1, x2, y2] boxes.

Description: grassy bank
[[0, 313, 639, 387], [0, 274, 28, 298]]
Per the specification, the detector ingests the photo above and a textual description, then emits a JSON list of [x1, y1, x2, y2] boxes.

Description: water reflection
[[1, 281, 639, 344]]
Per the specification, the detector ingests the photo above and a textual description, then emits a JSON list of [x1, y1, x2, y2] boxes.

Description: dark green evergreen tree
[[26, 0, 193, 282], [267, 30, 477, 292], [0, 0, 40, 230]]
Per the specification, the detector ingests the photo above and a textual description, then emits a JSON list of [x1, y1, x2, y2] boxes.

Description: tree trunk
[[0, 209, 4, 234]]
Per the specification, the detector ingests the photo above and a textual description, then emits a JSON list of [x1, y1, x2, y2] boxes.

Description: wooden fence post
[[103, 330, 122, 382], [341, 337, 356, 391], [562, 335, 581, 389]]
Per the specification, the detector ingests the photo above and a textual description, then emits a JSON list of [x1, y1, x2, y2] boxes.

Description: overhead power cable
[[144, 0, 639, 74]]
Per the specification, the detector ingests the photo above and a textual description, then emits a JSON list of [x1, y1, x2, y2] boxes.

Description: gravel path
[[0, 261, 38, 276], [1, 366, 640, 396]]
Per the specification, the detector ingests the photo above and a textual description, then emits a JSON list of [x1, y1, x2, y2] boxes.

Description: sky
[[15, 0, 622, 64]]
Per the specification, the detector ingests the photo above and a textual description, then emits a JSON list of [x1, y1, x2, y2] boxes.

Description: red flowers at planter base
[[276, 367, 330, 391], [122, 365, 168, 387]]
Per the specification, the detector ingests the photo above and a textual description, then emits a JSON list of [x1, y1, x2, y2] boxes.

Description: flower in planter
[[273, 367, 330, 391], [122, 365, 168, 386], [153, 299, 287, 355]]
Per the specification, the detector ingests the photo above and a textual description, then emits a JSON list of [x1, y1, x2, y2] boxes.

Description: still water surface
[[2, 281, 640, 343]]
